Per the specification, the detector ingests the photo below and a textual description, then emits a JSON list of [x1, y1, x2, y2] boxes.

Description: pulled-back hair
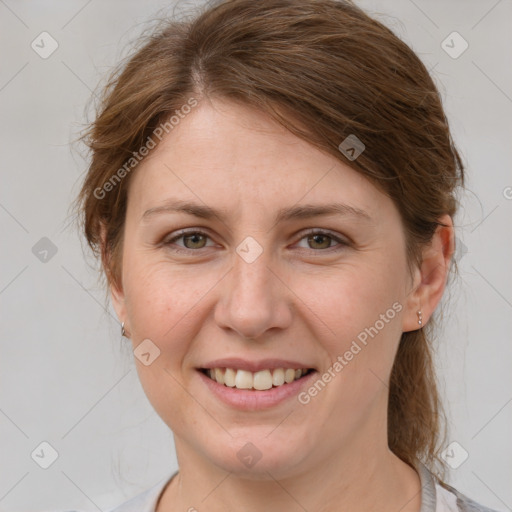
[[75, 0, 464, 482]]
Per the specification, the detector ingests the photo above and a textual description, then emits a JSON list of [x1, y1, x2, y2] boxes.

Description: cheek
[[123, 254, 207, 332], [291, 252, 407, 391], [122, 255, 226, 378], [295, 257, 405, 341], [121, 259, 211, 432], [290, 265, 406, 437]]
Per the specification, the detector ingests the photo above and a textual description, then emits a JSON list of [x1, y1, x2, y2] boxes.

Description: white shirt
[[105, 462, 499, 512]]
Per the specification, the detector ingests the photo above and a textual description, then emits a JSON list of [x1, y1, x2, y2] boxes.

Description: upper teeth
[[205, 368, 310, 390]]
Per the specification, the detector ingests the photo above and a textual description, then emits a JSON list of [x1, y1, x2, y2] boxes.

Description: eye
[[163, 230, 215, 251], [162, 228, 349, 254], [295, 230, 348, 251]]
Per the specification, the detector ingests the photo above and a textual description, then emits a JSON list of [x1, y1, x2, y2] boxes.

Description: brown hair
[[75, 0, 464, 482]]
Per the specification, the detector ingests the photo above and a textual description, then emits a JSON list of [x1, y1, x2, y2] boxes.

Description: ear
[[100, 222, 127, 329], [402, 214, 455, 332], [110, 275, 127, 329]]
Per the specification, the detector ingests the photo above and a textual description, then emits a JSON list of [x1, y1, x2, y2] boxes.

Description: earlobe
[[402, 214, 454, 332], [111, 284, 131, 338]]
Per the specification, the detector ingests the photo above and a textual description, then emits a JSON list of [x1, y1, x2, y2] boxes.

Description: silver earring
[[417, 310, 423, 326], [121, 322, 126, 337]]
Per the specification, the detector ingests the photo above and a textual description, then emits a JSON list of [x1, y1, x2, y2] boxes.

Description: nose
[[214, 247, 293, 340]]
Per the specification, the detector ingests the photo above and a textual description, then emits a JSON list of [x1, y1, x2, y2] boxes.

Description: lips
[[197, 365, 318, 410]]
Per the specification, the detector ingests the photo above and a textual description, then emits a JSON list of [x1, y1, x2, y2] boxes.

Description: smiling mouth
[[199, 367, 316, 390]]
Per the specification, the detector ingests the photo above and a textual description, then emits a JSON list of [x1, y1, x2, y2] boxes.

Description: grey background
[[1, 0, 511, 510]]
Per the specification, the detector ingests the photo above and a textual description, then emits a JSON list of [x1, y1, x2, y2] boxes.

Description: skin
[[108, 97, 454, 512]]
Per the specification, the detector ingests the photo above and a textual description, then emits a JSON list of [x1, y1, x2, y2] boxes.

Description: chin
[[203, 435, 311, 480]]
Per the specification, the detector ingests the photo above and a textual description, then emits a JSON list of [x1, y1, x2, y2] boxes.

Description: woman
[[75, 0, 499, 510]]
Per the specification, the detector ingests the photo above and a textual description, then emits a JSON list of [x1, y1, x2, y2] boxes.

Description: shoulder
[[435, 480, 502, 512], [106, 473, 174, 512], [48, 479, 168, 512], [416, 461, 500, 512]]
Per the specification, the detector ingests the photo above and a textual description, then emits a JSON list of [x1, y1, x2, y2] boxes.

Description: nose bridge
[[215, 240, 291, 339], [232, 248, 273, 301]]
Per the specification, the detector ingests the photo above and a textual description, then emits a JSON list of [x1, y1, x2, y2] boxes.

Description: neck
[[157, 439, 421, 512]]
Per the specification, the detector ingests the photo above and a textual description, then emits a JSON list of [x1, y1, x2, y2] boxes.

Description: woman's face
[[112, 98, 424, 478]]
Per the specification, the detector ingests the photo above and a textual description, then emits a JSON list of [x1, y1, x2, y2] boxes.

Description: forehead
[[127, 99, 391, 222]]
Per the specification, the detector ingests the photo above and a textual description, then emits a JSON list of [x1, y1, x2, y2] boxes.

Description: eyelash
[[163, 228, 349, 254]]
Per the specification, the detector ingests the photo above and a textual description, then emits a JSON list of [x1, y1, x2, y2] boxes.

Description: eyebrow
[[141, 199, 372, 224]]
